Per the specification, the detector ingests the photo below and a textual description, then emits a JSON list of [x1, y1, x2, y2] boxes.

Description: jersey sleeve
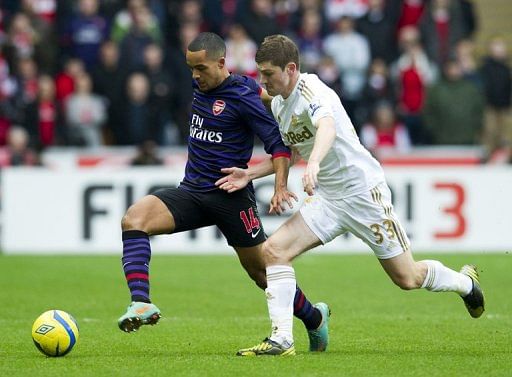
[[240, 75, 263, 96], [239, 87, 291, 159], [306, 95, 335, 127]]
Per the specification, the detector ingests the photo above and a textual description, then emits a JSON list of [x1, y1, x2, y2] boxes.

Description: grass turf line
[[0, 254, 510, 377]]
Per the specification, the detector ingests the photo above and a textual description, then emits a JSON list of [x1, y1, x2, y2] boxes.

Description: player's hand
[[303, 161, 320, 196], [215, 167, 250, 193], [269, 187, 298, 215]]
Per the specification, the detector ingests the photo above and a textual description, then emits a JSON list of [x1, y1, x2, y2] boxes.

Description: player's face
[[257, 61, 292, 97], [186, 49, 225, 92]]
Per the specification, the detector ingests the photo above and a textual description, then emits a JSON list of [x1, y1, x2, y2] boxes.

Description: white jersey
[[271, 73, 385, 199]]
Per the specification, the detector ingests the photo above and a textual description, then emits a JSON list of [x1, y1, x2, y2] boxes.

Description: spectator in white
[[225, 24, 258, 78], [390, 26, 437, 144], [323, 15, 370, 126], [65, 72, 106, 146], [324, 0, 369, 24], [360, 101, 411, 158]]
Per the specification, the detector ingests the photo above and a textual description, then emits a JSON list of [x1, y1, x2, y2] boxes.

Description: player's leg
[[379, 252, 484, 317], [237, 211, 325, 356], [234, 244, 326, 351], [119, 188, 213, 332], [118, 194, 175, 332], [349, 183, 484, 318]]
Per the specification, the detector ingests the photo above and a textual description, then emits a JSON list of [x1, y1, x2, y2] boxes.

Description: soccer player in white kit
[[216, 35, 485, 356]]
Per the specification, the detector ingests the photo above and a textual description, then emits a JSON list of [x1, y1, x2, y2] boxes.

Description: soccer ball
[[31, 310, 79, 357]]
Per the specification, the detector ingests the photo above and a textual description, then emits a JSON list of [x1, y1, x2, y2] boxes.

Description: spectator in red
[[225, 24, 258, 78], [390, 26, 437, 144], [397, 0, 426, 33], [55, 57, 85, 107], [360, 101, 411, 157], [21, 0, 57, 25], [24, 74, 60, 148], [419, 0, 466, 66]]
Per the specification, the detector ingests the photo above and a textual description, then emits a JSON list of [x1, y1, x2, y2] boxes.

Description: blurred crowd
[[0, 0, 511, 165]]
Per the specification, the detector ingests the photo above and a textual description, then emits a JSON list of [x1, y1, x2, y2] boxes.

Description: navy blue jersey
[[180, 74, 290, 192]]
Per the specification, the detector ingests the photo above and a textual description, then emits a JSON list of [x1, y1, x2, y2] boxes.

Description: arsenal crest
[[212, 100, 226, 116]]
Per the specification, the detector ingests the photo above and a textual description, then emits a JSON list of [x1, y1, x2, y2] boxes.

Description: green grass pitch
[[1, 253, 510, 376]]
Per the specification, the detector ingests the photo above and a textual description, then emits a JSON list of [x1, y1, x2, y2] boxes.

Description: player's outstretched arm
[[303, 116, 336, 196], [215, 157, 276, 193], [270, 156, 298, 215]]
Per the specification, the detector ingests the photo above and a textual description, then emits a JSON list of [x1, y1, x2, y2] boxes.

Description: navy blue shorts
[[152, 186, 266, 247]]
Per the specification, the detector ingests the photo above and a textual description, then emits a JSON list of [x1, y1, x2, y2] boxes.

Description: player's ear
[[286, 62, 297, 75], [218, 56, 226, 68]]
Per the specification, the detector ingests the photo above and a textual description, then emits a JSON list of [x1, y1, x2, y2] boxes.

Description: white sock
[[421, 260, 472, 296], [265, 265, 296, 345]]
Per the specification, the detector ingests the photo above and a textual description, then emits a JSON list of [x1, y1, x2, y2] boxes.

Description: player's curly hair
[[255, 34, 300, 71], [188, 32, 226, 59]]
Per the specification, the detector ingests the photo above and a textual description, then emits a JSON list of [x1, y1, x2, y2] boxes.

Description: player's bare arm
[[270, 156, 297, 215], [216, 155, 298, 214], [303, 116, 336, 196]]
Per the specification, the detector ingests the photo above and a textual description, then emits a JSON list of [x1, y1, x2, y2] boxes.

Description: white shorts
[[299, 182, 410, 259]]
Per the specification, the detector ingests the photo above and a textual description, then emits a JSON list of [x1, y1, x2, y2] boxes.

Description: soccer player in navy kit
[[117, 32, 330, 353]]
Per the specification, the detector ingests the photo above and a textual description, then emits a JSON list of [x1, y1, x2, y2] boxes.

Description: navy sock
[[294, 286, 322, 330], [122, 230, 152, 303]]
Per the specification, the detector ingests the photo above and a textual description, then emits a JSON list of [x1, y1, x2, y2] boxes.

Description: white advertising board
[[2, 166, 511, 254]]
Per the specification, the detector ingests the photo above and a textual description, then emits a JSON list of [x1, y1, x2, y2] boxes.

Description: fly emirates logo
[[190, 114, 223, 143]]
